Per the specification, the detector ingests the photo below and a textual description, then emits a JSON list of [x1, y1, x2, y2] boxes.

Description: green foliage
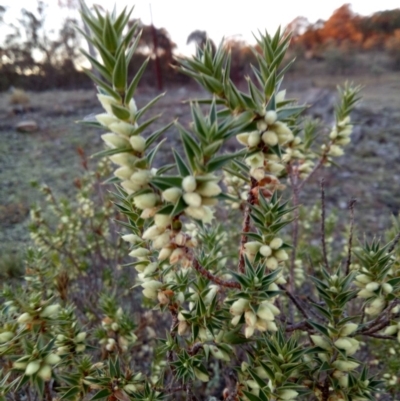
[[1, 3, 400, 401]]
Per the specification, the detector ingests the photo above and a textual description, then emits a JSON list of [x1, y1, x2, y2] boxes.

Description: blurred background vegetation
[[0, 2, 400, 91]]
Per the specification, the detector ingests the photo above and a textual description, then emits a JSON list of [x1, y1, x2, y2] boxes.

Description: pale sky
[[1, 0, 400, 55]]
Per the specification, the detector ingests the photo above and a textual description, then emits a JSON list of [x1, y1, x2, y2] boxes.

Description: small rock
[[15, 120, 38, 133]]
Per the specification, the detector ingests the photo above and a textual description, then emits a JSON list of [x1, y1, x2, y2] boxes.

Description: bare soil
[[1, 72, 400, 260]]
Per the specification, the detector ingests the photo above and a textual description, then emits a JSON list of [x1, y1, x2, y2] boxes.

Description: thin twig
[[238, 177, 257, 274], [363, 333, 397, 340], [297, 148, 329, 192], [167, 304, 179, 364], [285, 320, 313, 333], [345, 198, 357, 275], [279, 285, 309, 319], [320, 179, 330, 271], [193, 259, 241, 289]]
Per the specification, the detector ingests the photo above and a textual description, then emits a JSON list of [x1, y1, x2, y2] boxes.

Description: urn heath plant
[[2, 3, 400, 401]]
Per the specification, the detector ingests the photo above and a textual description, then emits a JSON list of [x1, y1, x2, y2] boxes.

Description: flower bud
[[332, 360, 359, 372], [311, 335, 331, 350], [245, 311, 257, 327], [96, 113, 118, 127], [130, 170, 152, 187], [121, 234, 142, 244], [231, 315, 241, 326], [340, 323, 358, 337], [385, 325, 398, 336], [334, 338, 353, 350], [109, 153, 137, 167], [44, 353, 61, 365], [25, 361, 41, 376], [109, 121, 136, 136], [169, 248, 186, 264], [266, 321, 278, 332], [269, 237, 283, 249], [182, 176, 197, 193], [129, 247, 150, 258], [365, 297, 385, 316], [257, 121, 267, 131], [196, 182, 222, 197], [194, 368, 209, 382], [382, 283, 393, 294], [256, 304, 274, 321], [158, 247, 173, 261], [97, 94, 120, 114], [365, 282, 380, 292], [278, 389, 299, 400], [183, 192, 202, 207], [124, 384, 137, 394], [37, 364, 52, 381], [264, 110, 278, 125], [250, 167, 265, 181], [162, 187, 182, 203], [245, 152, 264, 168], [245, 326, 255, 338], [244, 241, 262, 254], [129, 135, 146, 152], [142, 225, 163, 240], [101, 133, 128, 148], [154, 214, 172, 229], [114, 166, 135, 180], [13, 361, 28, 370], [152, 232, 171, 249], [275, 249, 289, 261], [230, 298, 249, 315], [248, 131, 261, 147], [134, 193, 158, 209], [40, 304, 60, 318], [174, 233, 187, 247], [75, 332, 87, 342], [357, 289, 375, 298], [261, 130, 278, 146], [266, 257, 278, 270], [236, 132, 250, 146], [17, 312, 32, 324], [0, 331, 14, 343], [328, 145, 344, 157], [259, 245, 272, 257]]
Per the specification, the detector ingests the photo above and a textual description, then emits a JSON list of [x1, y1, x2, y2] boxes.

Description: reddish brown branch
[[279, 285, 309, 320], [193, 259, 241, 289]]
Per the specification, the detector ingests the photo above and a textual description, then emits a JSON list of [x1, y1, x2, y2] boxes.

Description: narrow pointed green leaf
[[125, 57, 150, 103], [113, 48, 127, 92]]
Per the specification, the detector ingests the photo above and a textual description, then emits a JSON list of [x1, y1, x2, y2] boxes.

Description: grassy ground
[[1, 72, 400, 268]]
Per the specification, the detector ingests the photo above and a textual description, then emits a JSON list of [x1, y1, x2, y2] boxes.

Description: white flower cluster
[[223, 171, 249, 209], [55, 328, 86, 355], [13, 353, 61, 381], [354, 273, 392, 316], [241, 362, 299, 400], [229, 297, 280, 338], [99, 308, 137, 352], [244, 237, 289, 272], [17, 304, 60, 326], [164, 174, 221, 223], [176, 285, 220, 338], [237, 110, 291, 179], [323, 116, 354, 158]]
